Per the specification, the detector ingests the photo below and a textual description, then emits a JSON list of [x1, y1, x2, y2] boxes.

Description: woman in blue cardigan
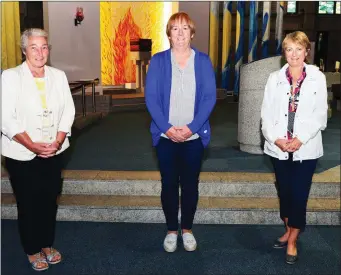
[[145, 12, 216, 253]]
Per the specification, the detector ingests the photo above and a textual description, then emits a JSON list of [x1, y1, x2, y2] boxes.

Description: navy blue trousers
[[156, 137, 204, 231], [271, 155, 318, 231]]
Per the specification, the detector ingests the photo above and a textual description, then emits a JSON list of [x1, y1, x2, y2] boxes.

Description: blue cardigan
[[145, 47, 216, 148]]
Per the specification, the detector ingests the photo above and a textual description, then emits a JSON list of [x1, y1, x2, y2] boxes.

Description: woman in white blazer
[[2, 28, 75, 271], [261, 31, 328, 265]]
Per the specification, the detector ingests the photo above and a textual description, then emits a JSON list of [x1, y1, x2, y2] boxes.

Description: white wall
[[44, 2, 101, 82], [179, 2, 210, 54]]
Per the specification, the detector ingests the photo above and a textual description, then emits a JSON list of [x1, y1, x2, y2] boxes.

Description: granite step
[[2, 194, 339, 225], [1, 171, 339, 198], [2, 168, 339, 224]]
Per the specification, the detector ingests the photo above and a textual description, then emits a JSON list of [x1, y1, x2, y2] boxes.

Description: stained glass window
[[287, 1, 297, 13], [318, 1, 335, 14], [336, 1, 340, 14]]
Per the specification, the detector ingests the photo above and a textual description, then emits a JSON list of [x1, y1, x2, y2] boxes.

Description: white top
[[1, 61, 76, 161], [261, 63, 328, 161]]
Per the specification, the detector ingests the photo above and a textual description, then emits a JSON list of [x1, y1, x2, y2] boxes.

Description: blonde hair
[[282, 31, 311, 53], [166, 12, 196, 38]]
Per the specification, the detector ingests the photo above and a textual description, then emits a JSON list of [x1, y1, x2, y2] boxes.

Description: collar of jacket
[[277, 62, 320, 83], [21, 61, 55, 103], [21, 61, 53, 81]]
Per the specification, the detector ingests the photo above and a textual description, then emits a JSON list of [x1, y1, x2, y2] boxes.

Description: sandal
[[41, 247, 62, 264], [28, 252, 49, 271]]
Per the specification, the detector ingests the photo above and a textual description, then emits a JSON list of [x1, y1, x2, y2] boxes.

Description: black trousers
[[5, 154, 63, 255], [156, 137, 204, 231], [271, 155, 318, 231]]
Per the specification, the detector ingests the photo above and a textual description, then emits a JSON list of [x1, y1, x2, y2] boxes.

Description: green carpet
[[64, 101, 340, 172]]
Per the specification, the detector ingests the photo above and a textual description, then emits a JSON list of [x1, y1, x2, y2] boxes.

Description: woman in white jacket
[[2, 28, 75, 271], [261, 31, 328, 265]]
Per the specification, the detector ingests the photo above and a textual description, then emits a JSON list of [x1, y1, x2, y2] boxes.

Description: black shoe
[[273, 239, 288, 249], [286, 253, 298, 264]]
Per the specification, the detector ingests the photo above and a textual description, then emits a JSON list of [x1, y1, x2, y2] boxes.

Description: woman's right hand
[[166, 126, 186, 143], [275, 139, 290, 152], [13, 133, 58, 158], [29, 142, 58, 157]]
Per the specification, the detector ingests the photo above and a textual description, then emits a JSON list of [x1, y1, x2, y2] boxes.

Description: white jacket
[[1, 62, 75, 161], [261, 63, 328, 161]]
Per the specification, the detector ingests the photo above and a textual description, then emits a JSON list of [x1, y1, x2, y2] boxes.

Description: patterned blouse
[[285, 66, 307, 139]]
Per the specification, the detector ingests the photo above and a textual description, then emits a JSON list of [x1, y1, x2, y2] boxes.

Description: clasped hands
[[165, 125, 193, 143], [30, 140, 61, 158], [275, 137, 302, 152]]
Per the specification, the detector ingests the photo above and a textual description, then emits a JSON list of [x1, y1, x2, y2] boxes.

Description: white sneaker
[[163, 233, 178, 252], [182, 232, 197, 251]]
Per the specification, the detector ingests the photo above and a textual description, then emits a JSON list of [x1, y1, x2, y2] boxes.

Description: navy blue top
[[145, 47, 216, 147]]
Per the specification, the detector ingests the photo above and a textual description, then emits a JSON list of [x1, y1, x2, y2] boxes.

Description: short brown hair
[[166, 12, 196, 37], [282, 31, 311, 53]]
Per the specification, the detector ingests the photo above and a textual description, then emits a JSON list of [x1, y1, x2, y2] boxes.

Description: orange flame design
[[113, 8, 142, 85]]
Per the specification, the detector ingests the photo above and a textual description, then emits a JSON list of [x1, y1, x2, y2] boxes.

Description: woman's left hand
[[175, 126, 193, 140], [38, 141, 60, 158], [286, 137, 303, 152]]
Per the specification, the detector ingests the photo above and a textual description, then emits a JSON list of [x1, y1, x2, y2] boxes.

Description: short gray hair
[[21, 28, 50, 53]]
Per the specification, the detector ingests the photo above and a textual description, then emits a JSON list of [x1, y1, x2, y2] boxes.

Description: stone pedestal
[[130, 51, 151, 93], [324, 72, 341, 88], [238, 56, 283, 154], [324, 72, 340, 118]]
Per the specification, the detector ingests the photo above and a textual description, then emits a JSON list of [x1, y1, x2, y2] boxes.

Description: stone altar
[[130, 51, 151, 93]]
